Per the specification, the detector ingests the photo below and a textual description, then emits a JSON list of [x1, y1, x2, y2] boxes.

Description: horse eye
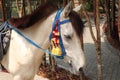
[[68, 60, 72, 66], [64, 35, 72, 39]]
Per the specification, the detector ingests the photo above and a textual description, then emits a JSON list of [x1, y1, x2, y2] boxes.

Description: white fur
[[1, 3, 86, 80], [60, 22, 86, 74]]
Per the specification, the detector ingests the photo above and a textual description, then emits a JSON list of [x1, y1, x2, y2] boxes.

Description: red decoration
[[51, 21, 60, 46]]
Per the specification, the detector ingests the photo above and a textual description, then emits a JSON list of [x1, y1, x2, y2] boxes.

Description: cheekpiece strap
[[49, 8, 71, 59]]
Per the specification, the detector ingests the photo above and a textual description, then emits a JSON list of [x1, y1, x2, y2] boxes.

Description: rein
[[4, 8, 71, 59]]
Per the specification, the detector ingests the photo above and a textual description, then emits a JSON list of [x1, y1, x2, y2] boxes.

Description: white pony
[[1, 1, 85, 80]]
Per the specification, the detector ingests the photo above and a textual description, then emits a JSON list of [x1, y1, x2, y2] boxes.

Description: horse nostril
[[79, 67, 83, 72], [79, 67, 85, 80], [68, 60, 72, 67]]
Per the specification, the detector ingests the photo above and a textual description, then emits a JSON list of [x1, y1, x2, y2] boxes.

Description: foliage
[[85, 1, 93, 12], [84, 0, 93, 12]]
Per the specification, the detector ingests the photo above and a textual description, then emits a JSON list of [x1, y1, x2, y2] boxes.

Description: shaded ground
[[83, 21, 120, 80], [37, 64, 90, 80]]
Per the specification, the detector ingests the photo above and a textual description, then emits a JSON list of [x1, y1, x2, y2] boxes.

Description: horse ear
[[62, 1, 72, 18], [73, 4, 83, 12]]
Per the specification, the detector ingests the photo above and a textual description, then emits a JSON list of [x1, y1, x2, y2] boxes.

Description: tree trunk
[[63, 0, 68, 6], [0, 0, 5, 22], [16, 0, 26, 17], [83, 0, 102, 80], [111, 0, 119, 41], [27, 0, 32, 14], [104, 0, 119, 41], [104, 0, 111, 37], [95, 0, 102, 80], [73, 0, 80, 7], [21, 0, 26, 16], [118, 0, 120, 41], [5, 0, 11, 19]]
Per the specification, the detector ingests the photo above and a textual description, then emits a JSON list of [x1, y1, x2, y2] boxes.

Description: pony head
[[53, 2, 86, 75]]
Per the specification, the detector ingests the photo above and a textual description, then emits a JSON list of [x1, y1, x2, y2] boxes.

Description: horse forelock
[[69, 11, 84, 40], [8, 1, 58, 29]]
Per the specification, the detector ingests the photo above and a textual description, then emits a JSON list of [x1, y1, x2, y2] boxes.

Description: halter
[[4, 8, 71, 59]]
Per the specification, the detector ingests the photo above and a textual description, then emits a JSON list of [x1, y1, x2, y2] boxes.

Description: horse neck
[[21, 12, 56, 49]]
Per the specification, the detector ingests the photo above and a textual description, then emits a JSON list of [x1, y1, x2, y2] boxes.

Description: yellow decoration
[[51, 46, 62, 56]]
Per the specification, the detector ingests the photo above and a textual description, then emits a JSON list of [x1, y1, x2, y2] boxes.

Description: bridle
[[4, 7, 71, 59], [49, 7, 71, 59]]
